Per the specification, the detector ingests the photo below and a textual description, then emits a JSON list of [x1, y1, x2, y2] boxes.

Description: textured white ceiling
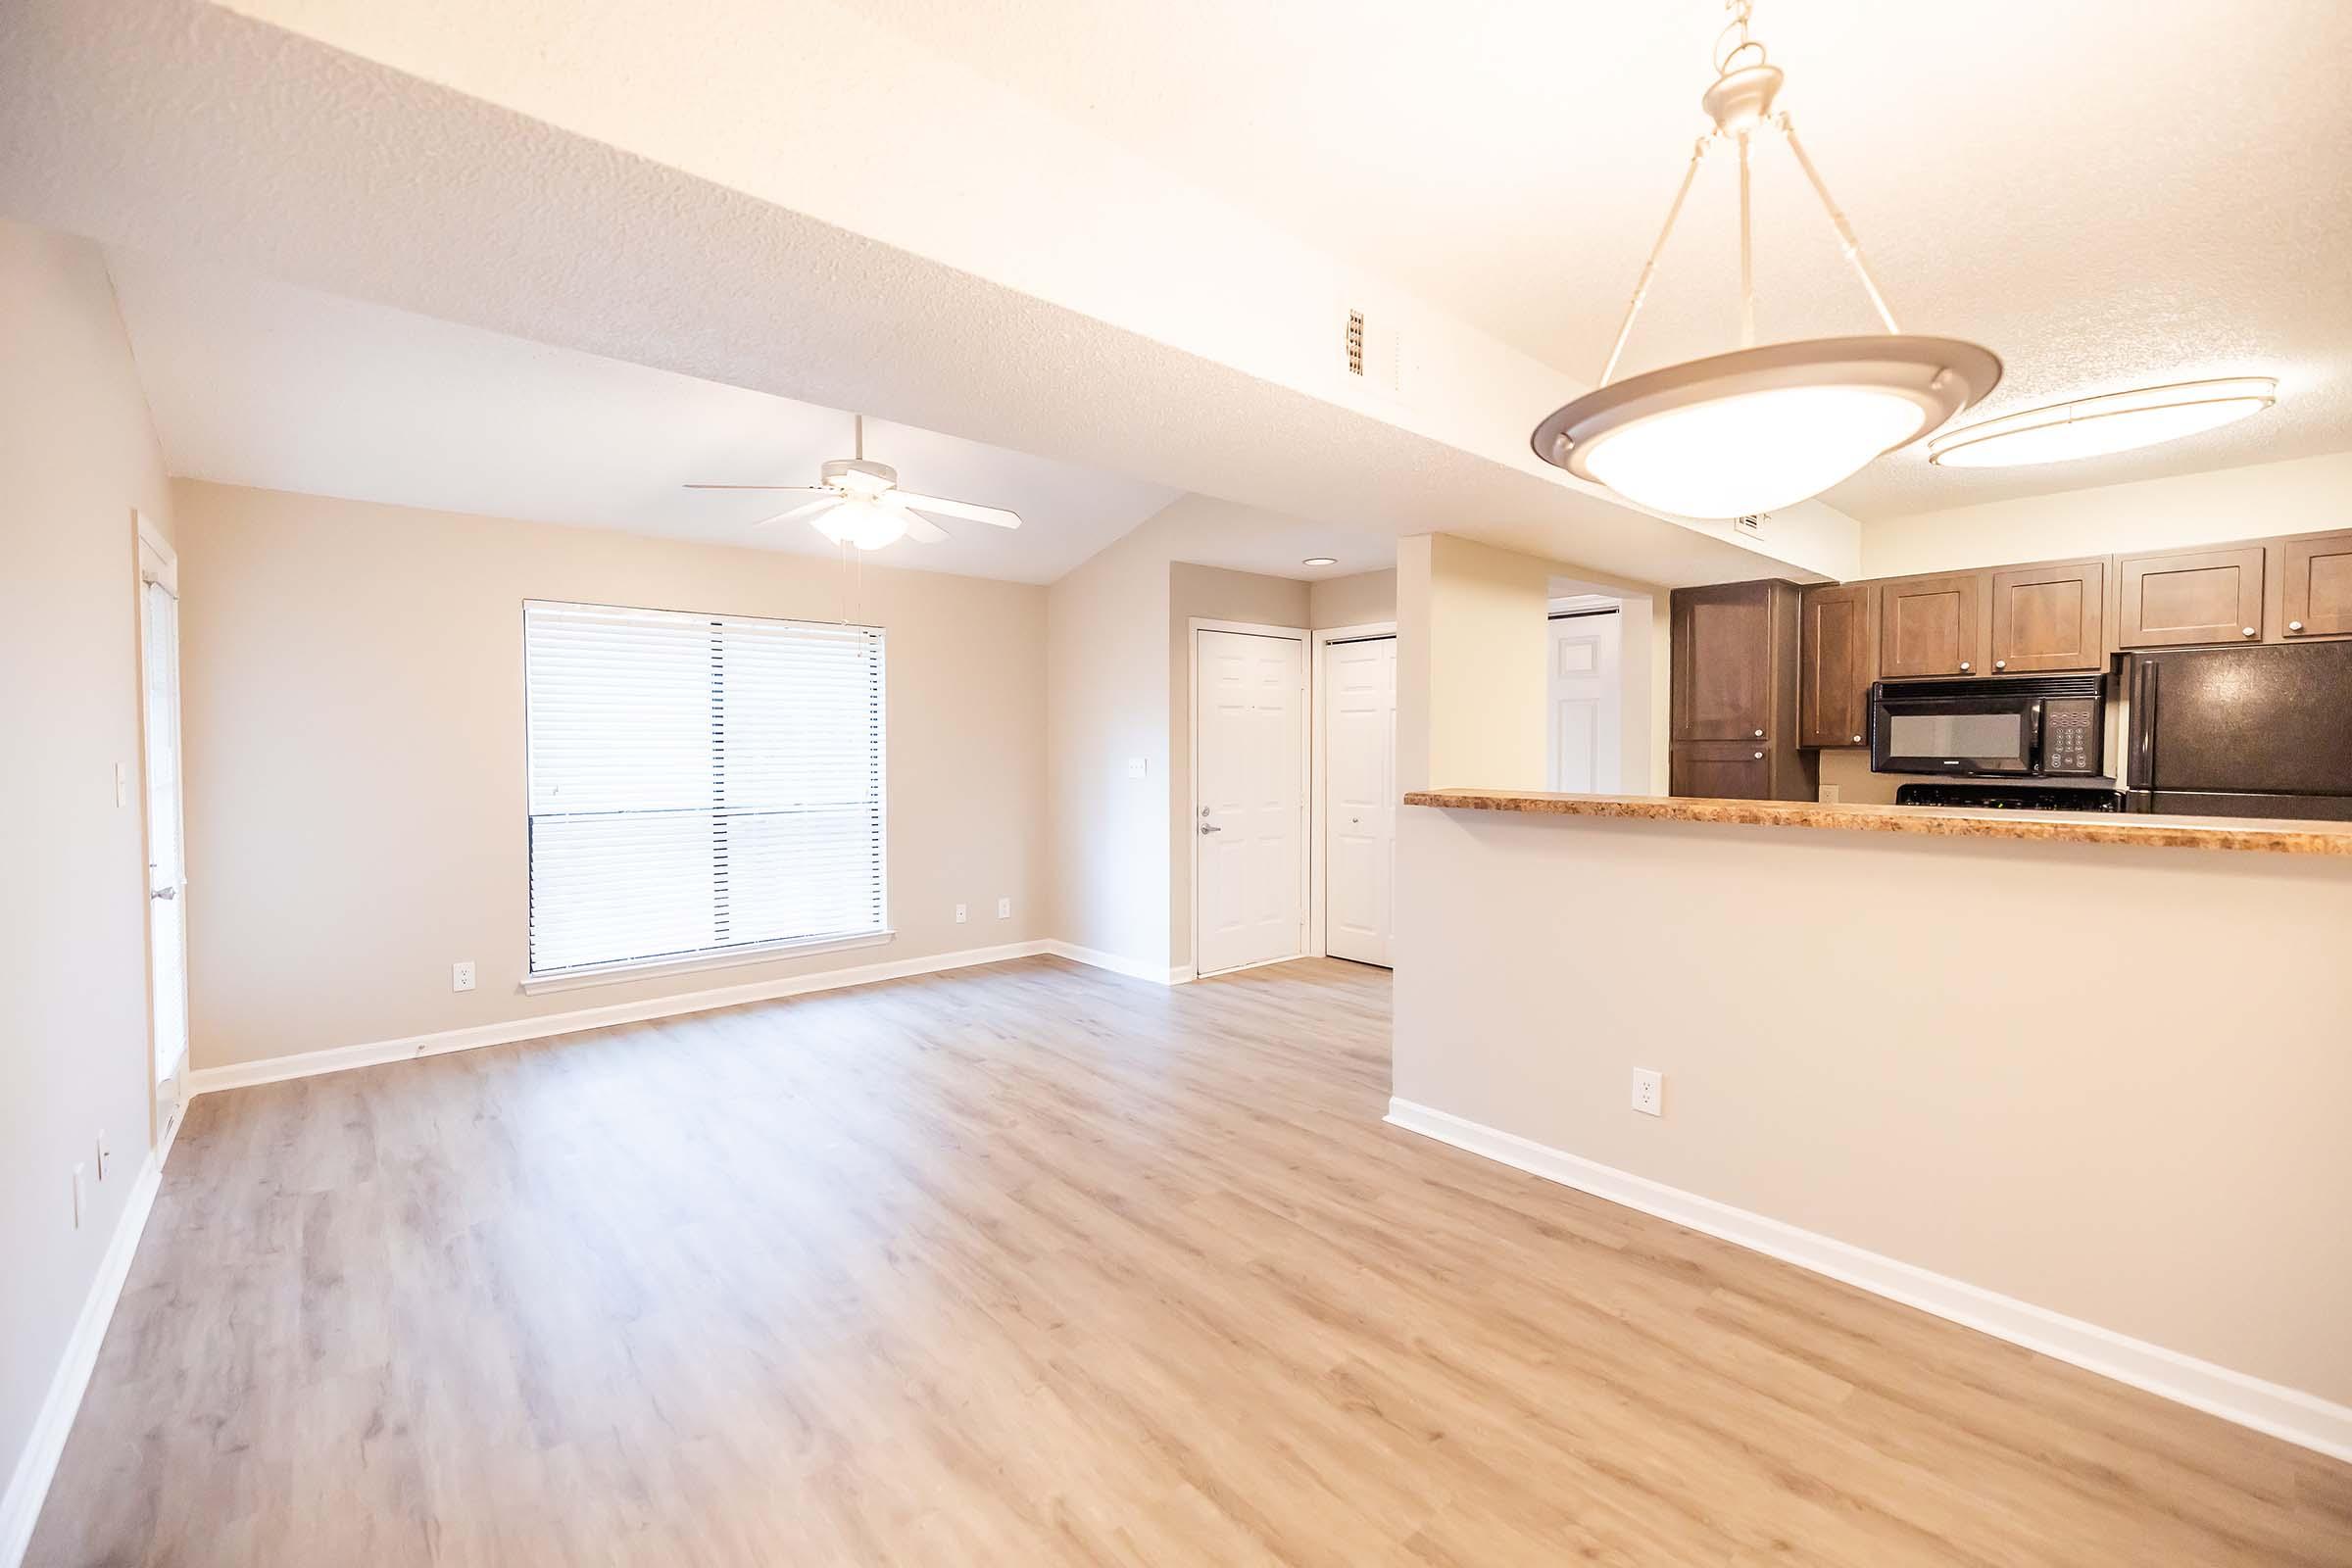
[[836, 0, 2352, 520], [4, 0, 1831, 593], [104, 251, 1183, 584]]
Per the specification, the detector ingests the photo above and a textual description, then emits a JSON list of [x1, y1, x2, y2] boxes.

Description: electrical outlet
[[1631, 1067, 1664, 1117], [1126, 757, 1148, 779], [452, 960, 476, 993], [955, 903, 967, 923], [1818, 783, 1841, 804], [95, 1131, 109, 1182], [72, 1162, 86, 1228], [997, 897, 1012, 919]]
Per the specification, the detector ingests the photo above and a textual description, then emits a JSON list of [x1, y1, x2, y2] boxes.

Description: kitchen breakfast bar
[[1388, 787, 2352, 1454]]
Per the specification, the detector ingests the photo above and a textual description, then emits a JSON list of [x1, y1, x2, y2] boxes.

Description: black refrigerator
[[2121, 642, 2352, 819]]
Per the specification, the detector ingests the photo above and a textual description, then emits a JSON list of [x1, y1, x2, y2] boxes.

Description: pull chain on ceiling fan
[[685, 414, 1024, 550]]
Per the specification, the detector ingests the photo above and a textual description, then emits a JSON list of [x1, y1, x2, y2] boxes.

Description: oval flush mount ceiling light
[[1302, 556, 1339, 566], [1532, 0, 2001, 518], [1928, 377, 2278, 467]]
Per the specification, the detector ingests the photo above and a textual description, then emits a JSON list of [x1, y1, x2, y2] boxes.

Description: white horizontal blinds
[[525, 601, 885, 975]]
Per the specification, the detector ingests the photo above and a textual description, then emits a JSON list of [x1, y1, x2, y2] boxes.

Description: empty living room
[[6, 1, 2352, 1563]]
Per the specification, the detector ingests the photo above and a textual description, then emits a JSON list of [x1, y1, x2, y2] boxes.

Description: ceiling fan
[[684, 415, 1022, 551]]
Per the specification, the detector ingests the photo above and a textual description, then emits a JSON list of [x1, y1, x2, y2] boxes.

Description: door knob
[[1200, 823, 1222, 835], [151, 886, 177, 901]]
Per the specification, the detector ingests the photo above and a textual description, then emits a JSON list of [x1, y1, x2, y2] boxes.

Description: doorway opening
[[136, 514, 189, 1128]]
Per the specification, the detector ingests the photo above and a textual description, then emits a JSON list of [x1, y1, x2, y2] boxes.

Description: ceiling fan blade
[[903, 514, 950, 544], [892, 491, 1022, 529], [753, 497, 840, 528], [683, 484, 833, 494]]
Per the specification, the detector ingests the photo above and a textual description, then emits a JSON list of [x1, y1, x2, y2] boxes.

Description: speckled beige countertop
[[1403, 790, 2352, 857]]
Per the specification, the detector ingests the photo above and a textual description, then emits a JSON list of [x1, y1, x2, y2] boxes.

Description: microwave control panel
[[2040, 697, 2100, 775]]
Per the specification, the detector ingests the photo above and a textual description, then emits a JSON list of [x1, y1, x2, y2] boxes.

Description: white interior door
[[139, 535, 189, 1097], [1196, 628, 1305, 977], [1548, 609, 1624, 794], [1323, 635, 1395, 967]]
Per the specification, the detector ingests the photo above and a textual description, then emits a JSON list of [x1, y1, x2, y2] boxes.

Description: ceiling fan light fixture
[[1927, 377, 2278, 467], [809, 498, 908, 551], [1529, 0, 2000, 518]]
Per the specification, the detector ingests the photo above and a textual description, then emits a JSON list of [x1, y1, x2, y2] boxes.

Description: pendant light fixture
[[1532, 1, 2001, 518]]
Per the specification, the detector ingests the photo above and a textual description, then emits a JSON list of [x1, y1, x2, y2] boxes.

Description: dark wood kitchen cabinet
[[1669, 580, 1816, 800], [1988, 558, 2105, 671], [2275, 529, 2352, 641], [1797, 582, 1876, 747], [1878, 571, 1987, 678], [2116, 545, 2264, 648]]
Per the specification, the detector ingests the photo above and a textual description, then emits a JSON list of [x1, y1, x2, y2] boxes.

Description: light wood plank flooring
[[30, 956, 2352, 1565]]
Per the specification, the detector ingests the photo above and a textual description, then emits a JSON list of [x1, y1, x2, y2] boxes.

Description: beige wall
[[1167, 564, 1311, 971], [1309, 567, 1396, 629], [1396, 535, 1554, 795], [1860, 450, 2352, 579], [1045, 517, 1173, 969], [174, 481, 1048, 1068], [0, 223, 177, 1497], [1394, 806, 2352, 1406]]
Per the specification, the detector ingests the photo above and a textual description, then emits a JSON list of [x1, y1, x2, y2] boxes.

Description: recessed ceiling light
[[1302, 556, 1339, 566], [1927, 377, 2278, 467], [1530, 0, 2000, 518]]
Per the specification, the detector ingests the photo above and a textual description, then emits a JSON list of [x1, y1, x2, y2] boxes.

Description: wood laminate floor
[[30, 956, 2352, 1565]]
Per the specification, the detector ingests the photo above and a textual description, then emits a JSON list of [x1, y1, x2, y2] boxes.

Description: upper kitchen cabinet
[[1988, 559, 2105, 672], [2276, 529, 2352, 640], [2117, 546, 2264, 648], [1798, 582, 1875, 747], [1879, 571, 1987, 678], [1672, 580, 1783, 741]]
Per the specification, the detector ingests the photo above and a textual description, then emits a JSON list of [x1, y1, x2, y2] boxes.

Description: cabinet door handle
[[2242, 627, 2257, 637], [2289, 620, 2305, 632], [1752, 751, 1764, 760], [1993, 660, 2007, 670], [1851, 734, 1863, 744], [1959, 661, 1972, 671], [1752, 728, 1763, 738]]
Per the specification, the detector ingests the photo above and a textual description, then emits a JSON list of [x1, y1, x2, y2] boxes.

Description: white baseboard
[[1385, 1098, 2352, 1466], [0, 1115, 176, 1568], [186, 939, 1054, 1097], [1042, 940, 1191, 986]]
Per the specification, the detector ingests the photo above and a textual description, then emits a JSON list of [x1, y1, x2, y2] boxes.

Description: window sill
[[521, 930, 895, 995]]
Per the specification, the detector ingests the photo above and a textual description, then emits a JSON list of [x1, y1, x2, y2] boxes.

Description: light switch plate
[[1126, 757, 1148, 778], [955, 903, 967, 923], [997, 897, 1012, 919]]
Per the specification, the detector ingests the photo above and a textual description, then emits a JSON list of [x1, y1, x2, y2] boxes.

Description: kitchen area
[[1666, 523, 2352, 821]]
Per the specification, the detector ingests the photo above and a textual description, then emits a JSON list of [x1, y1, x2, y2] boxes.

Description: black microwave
[[1870, 674, 2105, 778]]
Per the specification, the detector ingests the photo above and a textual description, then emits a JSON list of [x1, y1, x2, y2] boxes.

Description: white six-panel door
[[1323, 635, 1396, 967], [1195, 629, 1305, 977], [1547, 610, 1623, 794]]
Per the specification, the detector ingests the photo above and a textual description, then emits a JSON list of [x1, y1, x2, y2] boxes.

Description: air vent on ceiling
[[1346, 310, 1365, 377], [1341, 304, 1401, 399], [1732, 513, 1769, 539]]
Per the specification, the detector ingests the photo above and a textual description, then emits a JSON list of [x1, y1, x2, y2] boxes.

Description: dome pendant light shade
[[1531, 1, 1999, 519], [1536, 337, 2000, 519]]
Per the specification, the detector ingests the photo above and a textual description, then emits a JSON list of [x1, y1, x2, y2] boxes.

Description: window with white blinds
[[524, 601, 887, 977]]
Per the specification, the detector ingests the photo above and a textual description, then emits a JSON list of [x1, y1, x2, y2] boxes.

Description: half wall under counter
[[1392, 788, 2352, 1457]]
